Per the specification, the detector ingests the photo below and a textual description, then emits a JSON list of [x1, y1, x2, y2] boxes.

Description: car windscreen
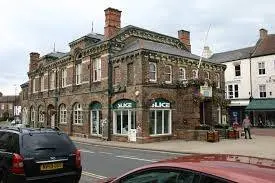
[[21, 132, 76, 156]]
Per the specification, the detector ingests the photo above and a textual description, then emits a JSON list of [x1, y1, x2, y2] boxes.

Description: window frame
[[149, 109, 171, 135], [179, 67, 186, 81], [93, 58, 101, 82], [192, 69, 198, 79], [73, 103, 83, 124], [164, 65, 172, 84], [235, 64, 241, 76], [259, 84, 267, 98], [75, 64, 81, 85], [32, 78, 36, 93], [258, 62, 266, 75], [227, 84, 239, 99], [50, 72, 55, 90], [40, 75, 44, 91], [61, 68, 67, 88], [30, 107, 35, 123], [215, 73, 220, 88], [38, 106, 44, 123], [59, 104, 67, 124], [149, 62, 157, 82]]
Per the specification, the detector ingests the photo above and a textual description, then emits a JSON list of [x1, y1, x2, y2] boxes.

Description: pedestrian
[[242, 115, 252, 139]]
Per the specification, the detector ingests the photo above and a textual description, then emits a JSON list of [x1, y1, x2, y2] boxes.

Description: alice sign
[[113, 99, 136, 109], [151, 99, 171, 108]]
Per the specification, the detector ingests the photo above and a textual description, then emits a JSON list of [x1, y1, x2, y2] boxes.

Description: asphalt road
[[76, 141, 189, 183]]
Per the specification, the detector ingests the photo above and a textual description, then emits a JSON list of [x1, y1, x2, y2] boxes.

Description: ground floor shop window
[[149, 110, 171, 135], [113, 110, 136, 135]]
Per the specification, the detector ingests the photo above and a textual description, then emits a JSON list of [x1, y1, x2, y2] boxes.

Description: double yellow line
[[82, 171, 107, 179]]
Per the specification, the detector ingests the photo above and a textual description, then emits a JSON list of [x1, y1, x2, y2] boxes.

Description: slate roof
[[210, 47, 254, 63], [20, 82, 29, 88], [115, 39, 215, 63], [0, 96, 19, 103], [45, 52, 68, 59], [252, 34, 275, 57], [211, 34, 275, 63], [86, 33, 104, 41]]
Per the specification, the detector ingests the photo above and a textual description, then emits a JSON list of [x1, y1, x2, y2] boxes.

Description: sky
[[1, 0, 274, 95]]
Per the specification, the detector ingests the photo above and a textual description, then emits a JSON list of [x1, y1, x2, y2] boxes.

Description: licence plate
[[40, 162, 63, 171]]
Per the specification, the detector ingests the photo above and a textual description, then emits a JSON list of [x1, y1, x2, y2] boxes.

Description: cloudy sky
[[1, 0, 274, 95]]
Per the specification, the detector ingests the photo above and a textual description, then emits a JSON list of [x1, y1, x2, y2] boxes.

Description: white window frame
[[227, 84, 239, 99], [235, 64, 241, 76], [91, 110, 101, 135], [192, 70, 198, 79], [113, 110, 136, 135], [179, 67, 186, 81], [149, 62, 157, 82], [61, 69, 67, 88], [38, 107, 44, 123], [9, 104, 13, 110], [259, 84, 266, 98], [215, 73, 220, 88], [93, 58, 101, 82], [31, 107, 35, 123], [75, 64, 81, 85], [40, 75, 44, 91], [59, 104, 67, 124], [258, 62, 266, 75], [1, 104, 4, 110], [149, 109, 171, 135], [32, 79, 36, 93], [165, 65, 172, 84], [73, 103, 83, 124], [50, 72, 55, 90]]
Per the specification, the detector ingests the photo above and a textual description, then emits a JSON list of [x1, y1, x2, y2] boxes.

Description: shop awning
[[246, 98, 275, 111]]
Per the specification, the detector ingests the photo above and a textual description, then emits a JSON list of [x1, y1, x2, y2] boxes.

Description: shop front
[[112, 99, 136, 136]]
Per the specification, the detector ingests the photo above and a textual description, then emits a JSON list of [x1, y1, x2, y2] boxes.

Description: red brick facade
[[21, 7, 226, 143]]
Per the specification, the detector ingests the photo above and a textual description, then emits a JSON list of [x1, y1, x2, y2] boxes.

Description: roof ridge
[[213, 46, 254, 55]]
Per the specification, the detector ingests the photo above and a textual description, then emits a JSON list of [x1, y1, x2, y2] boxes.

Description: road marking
[[74, 141, 189, 156], [99, 151, 113, 155], [82, 171, 107, 179], [116, 155, 157, 162], [80, 149, 95, 154]]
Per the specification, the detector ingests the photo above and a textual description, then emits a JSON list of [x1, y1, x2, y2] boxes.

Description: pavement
[[71, 131, 275, 160]]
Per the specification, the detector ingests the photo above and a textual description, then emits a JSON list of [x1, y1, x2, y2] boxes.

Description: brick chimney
[[259, 28, 268, 39], [29, 52, 40, 72], [104, 7, 122, 40], [178, 30, 191, 52]]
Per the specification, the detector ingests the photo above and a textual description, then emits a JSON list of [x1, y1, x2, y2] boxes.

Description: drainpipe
[[249, 53, 253, 98], [107, 43, 113, 141]]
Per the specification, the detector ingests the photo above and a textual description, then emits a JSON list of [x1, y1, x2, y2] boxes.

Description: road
[[76, 141, 189, 183]]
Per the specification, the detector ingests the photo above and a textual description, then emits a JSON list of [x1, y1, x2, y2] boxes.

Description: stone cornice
[[112, 26, 187, 50]]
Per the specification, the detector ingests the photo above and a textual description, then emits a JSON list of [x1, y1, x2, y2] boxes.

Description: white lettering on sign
[[118, 103, 132, 108], [152, 102, 170, 108]]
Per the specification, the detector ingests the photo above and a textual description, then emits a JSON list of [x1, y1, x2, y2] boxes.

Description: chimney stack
[[259, 28, 268, 39], [178, 30, 191, 52], [29, 52, 40, 72], [104, 7, 122, 40]]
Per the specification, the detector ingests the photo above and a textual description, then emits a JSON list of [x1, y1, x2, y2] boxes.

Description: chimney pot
[[178, 30, 191, 52], [260, 28, 268, 39]]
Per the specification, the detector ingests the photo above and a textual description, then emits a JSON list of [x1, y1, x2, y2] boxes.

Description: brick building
[[20, 7, 226, 142], [0, 92, 20, 120]]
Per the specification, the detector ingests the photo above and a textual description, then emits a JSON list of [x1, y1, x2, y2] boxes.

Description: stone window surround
[[75, 63, 82, 85]]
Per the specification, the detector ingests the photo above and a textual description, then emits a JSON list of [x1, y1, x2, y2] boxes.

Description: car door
[[0, 131, 16, 174], [115, 167, 200, 183]]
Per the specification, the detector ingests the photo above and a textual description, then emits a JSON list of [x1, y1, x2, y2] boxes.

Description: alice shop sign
[[113, 99, 136, 109], [151, 98, 171, 108]]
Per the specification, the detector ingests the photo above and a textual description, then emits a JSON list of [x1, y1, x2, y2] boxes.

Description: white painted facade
[[251, 55, 275, 98]]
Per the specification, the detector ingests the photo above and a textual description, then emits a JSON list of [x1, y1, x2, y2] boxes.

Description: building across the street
[[20, 7, 227, 143], [0, 92, 20, 120], [211, 28, 275, 128]]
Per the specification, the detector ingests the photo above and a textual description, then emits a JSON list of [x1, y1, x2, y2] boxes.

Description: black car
[[0, 127, 82, 183]]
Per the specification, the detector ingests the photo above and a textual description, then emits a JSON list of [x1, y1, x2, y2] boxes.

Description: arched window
[[179, 67, 186, 81], [59, 104, 67, 124], [215, 73, 220, 88], [30, 106, 35, 124], [38, 106, 44, 123], [205, 71, 210, 80], [149, 62, 157, 82], [73, 103, 83, 124]]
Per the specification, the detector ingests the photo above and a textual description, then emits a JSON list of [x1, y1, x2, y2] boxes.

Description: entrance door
[[51, 115, 55, 128], [90, 110, 101, 135]]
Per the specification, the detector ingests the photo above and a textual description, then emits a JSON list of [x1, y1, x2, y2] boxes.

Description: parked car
[[101, 154, 275, 183], [0, 127, 82, 183]]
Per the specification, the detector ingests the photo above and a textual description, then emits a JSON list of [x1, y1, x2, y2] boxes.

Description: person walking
[[242, 115, 252, 139]]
